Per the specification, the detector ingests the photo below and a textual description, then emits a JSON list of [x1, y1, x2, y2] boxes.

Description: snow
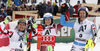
[[0, 42, 100, 51]]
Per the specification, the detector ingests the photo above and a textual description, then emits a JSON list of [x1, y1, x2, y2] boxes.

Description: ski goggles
[[43, 16, 53, 19]]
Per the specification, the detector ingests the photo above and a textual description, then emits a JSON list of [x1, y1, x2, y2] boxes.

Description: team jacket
[[0, 22, 10, 47]]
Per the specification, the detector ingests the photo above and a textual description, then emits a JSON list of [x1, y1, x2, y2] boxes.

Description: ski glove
[[3, 29, 9, 34]]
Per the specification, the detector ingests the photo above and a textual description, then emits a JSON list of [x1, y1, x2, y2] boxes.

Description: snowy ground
[[0, 42, 100, 51]]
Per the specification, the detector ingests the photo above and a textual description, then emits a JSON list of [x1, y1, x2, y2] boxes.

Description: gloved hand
[[85, 39, 95, 51], [61, 3, 68, 15]]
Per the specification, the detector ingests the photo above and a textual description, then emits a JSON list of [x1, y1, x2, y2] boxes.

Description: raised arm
[[60, 14, 75, 28]]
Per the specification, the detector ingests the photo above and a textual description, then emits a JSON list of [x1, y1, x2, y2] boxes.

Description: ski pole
[[47, 45, 53, 51]]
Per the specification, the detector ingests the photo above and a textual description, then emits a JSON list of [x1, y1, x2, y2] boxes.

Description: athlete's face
[[79, 10, 86, 21], [18, 22, 26, 32], [45, 18, 51, 26]]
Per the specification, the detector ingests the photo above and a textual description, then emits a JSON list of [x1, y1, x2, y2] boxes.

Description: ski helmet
[[6, 16, 12, 21], [27, 17, 36, 24], [78, 7, 89, 17], [18, 19, 26, 25], [43, 13, 53, 25]]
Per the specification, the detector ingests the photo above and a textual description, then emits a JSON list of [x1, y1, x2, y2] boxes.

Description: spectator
[[0, 9, 7, 21], [69, 4, 74, 17], [12, 3, 18, 11], [36, 2, 42, 18], [14, 0, 21, 6], [20, 0, 27, 4], [0, 9, 7, 17], [61, 3, 69, 13], [46, 1, 54, 14], [83, 0, 86, 3], [6, 6, 13, 16], [53, 2, 58, 16], [97, 3, 100, 12], [17, 6, 22, 11], [26, 6, 30, 11], [73, 1, 81, 14], [30, 5, 36, 10], [40, 1, 47, 17], [22, 7, 26, 11], [32, 0, 36, 4], [21, 2, 26, 8]]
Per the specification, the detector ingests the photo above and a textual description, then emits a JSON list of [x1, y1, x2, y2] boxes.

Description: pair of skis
[[26, 24, 43, 51]]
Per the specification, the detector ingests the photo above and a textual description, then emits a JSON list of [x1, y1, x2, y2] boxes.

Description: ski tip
[[37, 24, 43, 29]]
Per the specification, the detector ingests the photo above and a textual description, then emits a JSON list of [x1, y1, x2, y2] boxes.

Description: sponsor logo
[[56, 26, 72, 37], [75, 38, 86, 42], [42, 35, 56, 42]]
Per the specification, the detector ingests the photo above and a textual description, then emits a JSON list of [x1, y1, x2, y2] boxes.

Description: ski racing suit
[[0, 22, 10, 47], [9, 29, 26, 51], [40, 23, 63, 51], [60, 14, 97, 51]]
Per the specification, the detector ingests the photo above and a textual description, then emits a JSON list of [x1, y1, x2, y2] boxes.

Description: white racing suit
[[60, 14, 97, 51], [9, 29, 26, 51]]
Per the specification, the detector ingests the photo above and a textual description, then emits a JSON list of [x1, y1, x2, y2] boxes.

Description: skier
[[9, 19, 27, 51], [37, 13, 63, 51], [60, 7, 97, 51], [0, 16, 12, 47]]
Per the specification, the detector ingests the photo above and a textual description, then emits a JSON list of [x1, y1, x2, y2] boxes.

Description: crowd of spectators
[[1, 0, 98, 22]]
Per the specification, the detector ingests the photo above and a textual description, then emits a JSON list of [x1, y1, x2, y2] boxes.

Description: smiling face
[[45, 18, 51, 26], [79, 10, 87, 21], [18, 22, 26, 32]]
